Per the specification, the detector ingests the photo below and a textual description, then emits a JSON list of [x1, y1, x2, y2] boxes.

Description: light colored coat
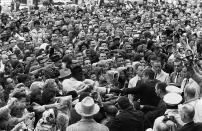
[[66, 118, 109, 131]]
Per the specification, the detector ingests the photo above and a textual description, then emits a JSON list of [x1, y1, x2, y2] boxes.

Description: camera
[[162, 114, 176, 123]]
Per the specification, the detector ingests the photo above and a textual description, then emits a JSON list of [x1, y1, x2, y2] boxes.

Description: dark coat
[[178, 121, 202, 131], [144, 99, 167, 128], [122, 79, 160, 107], [107, 107, 144, 131]]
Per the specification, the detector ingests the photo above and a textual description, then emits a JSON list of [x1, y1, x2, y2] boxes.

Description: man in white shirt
[[152, 60, 169, 84], [128, 63, 144, 102], [128, 64, 144, 88]]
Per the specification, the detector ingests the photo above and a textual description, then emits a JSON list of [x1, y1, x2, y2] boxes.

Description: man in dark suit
[[144, 82, 167, 129], [121, 68, 160, 109], [107, 96, 144, 131], [169, 59, 184, 87], [178, 104, 202, 131]]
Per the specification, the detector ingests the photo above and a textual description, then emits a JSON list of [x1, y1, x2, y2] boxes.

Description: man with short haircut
[[183, 84, 201, 123], [178, 104, 202, 131]]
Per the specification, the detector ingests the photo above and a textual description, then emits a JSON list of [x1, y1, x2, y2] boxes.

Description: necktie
[[174, 73, 179, 84]]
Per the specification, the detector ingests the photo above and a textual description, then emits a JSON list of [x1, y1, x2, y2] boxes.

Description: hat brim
[[58, 72, 71, 79], [75, 102, 100, 117]]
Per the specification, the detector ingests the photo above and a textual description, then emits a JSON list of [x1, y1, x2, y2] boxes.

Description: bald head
[[179, 104, 195, 123]]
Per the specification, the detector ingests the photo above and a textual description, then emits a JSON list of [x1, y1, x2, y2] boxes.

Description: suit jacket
[[144, 99, 167, 128], [107, 107, 144, 131], [178, 121, 202, 131], [123, 79, 160, 107], [169, 72, 184, 87], [156, 70, 169, 84]]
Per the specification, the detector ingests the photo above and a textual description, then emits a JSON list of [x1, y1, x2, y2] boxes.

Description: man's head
[[136, 64, 144, 77], [99, 53, 107, 61], [84, 58, 91, 69], [179, 104, 195, 123], [9, 54, 18, 62], [155, 82, 167, 98], [116, 56, 124, 67], [117, 96, 131, 110], [174, 59, 182, 72], [90, 40, 97, 50], [152, 60, 162, 74], [34, 20, 40, 30], [1, 54, 8, 64], [105, 105, 118, 117], [142, 68, 155, 81], [184, 84, 197, 101]]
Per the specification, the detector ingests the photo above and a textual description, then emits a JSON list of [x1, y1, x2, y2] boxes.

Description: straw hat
[[75, 96, 100, 117]]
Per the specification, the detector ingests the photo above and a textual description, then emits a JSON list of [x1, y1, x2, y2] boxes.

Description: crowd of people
[[1, 0, 202, 131]]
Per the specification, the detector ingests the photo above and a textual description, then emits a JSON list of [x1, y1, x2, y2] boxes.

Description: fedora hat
[[75, 96, 100, 117]]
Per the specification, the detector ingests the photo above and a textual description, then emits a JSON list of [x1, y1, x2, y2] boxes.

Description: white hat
[[163, 93, 182, 106], [75, 96, 100, 117], [166, 85, 182, 94]]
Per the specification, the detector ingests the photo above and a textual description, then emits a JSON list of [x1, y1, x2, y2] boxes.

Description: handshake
[[109, 88, 128, 95]]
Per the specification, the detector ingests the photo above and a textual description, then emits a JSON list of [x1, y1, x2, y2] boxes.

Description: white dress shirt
[[156, 70, 169, 84], [128, 75, 141, 102]]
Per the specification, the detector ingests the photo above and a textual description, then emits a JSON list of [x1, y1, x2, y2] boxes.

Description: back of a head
[[105, 105, 118, 117], [184, 84, 196, 100], [62, 55, 72, 68], [143, 68, 155, 80], [156, 82, 167, 94], [117, 96, 131, 110], [71, 65, 83, 81], [179, 104, 195, 122]]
